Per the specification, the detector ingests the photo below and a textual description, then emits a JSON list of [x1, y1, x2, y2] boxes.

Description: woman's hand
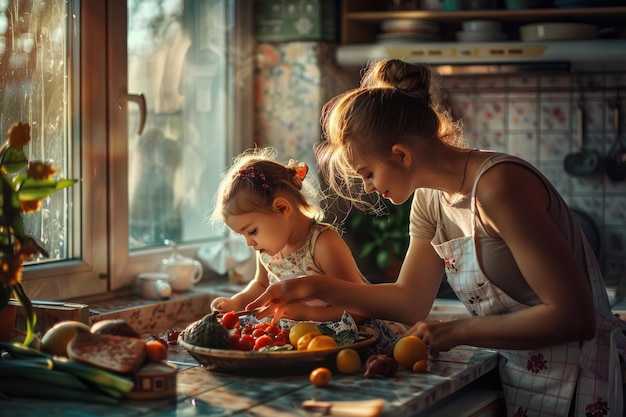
[[407, 319, 462, 357], [246, 276, 322, 319]]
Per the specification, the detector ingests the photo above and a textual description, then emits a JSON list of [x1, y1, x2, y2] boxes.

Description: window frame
[[21, 0, 254, 302]]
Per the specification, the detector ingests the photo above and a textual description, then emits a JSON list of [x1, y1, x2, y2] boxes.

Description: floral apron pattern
[[431, 159, 624, 417]]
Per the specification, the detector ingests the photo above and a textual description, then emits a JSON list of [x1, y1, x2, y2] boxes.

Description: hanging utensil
[[564, 98, 601, 176], [605, 96, 626, 182]]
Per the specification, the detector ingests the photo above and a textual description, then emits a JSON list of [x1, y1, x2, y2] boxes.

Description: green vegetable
[[182, 311, 230, 349], [0, 342, 134, 398]]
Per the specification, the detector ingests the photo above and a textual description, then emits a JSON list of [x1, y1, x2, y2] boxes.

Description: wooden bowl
[[178, 327, 378, 376]]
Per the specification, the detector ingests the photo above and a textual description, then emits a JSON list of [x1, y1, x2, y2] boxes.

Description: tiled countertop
[[2, 283, 502, 417], [2, 341, 499, 417]]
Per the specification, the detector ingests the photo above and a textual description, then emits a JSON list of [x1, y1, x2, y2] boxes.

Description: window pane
[[127, 0, 230, 250], [0, 0, 74, 263]]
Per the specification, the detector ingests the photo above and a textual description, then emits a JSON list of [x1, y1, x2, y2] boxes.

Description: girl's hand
[[211, 296, 239, 313]]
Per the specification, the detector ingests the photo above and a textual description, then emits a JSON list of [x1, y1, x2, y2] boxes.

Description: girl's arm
[[211, 255, 270, 312], [312, 228, 368, 284], [412, 163, 596, 353]]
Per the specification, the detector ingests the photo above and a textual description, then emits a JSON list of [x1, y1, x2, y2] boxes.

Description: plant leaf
[[13, 283, 36, 347], [17, 178, 78, 201]]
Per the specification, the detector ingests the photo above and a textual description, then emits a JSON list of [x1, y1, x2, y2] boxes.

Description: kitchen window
[[2, 0, 251, 301]]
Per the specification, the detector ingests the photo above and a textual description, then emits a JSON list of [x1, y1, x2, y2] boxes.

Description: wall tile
[[442, 71, 626, 279]]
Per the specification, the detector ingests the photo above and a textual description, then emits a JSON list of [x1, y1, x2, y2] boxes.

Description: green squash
[[182, 311, 230, 349]]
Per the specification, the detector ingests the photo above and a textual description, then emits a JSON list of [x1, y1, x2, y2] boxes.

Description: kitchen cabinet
[[341, 1, 626, 44]]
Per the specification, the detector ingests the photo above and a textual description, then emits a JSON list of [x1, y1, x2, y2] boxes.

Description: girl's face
[[225, 210, 290, 256], [351, 152, 414, 205]]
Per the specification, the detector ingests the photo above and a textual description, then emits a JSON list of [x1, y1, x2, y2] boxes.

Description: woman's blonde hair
[[316, 59, 464, 209], [209, 147, 324, 225]]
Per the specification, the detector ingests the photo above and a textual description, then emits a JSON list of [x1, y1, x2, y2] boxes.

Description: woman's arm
[[411, 163, 596, 353], [248, 236, 446, 326]]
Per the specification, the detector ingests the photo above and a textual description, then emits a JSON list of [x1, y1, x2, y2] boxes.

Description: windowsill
[[86, 280, 242, 334]]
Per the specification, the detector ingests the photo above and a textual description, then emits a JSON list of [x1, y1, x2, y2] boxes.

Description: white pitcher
[[161, 240, 203, 292]]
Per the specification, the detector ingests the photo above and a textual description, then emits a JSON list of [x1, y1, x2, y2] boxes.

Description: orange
[[306, 335, 338, 351], [336, 348, 361, 374], [296, 332, 321, 351], [393, 335, 428, 369], [289, 322, 321, 346], [309, 367, 332, 387], [412, 359, 428, 373]]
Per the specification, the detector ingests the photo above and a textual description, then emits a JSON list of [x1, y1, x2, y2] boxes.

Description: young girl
[[208, 148, 369, 323], [248, 60, 626, 416]]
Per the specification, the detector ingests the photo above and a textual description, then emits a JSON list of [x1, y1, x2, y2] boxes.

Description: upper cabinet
[[340, 1, 626, 44]]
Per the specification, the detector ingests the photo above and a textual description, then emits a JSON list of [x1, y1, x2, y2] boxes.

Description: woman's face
[[351, 152, 414, 205]]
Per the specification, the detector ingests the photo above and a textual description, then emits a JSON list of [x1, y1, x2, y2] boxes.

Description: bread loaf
[[67, 330, 147, 374]]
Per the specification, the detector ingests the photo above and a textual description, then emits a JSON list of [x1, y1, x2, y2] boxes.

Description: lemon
[[336, 348, 361, 374], [41, 320, 91, 357], [288, 322, 321, 346], [393, 335, 428, 369]]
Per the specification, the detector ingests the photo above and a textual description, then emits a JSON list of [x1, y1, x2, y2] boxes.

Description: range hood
[[336, 39, 626, 73]]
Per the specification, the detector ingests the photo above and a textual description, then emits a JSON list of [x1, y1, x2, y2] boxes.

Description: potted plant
[[345, 199, 411, 281], [0, 122, 78, 346]]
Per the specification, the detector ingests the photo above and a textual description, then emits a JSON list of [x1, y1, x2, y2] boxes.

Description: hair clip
[[288, 160, 308, 189], [237, 166, 270, 192]]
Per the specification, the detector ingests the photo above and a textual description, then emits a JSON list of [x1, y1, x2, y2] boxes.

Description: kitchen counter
[[2, 284, 501, 416], [1, 340, 500, 417]]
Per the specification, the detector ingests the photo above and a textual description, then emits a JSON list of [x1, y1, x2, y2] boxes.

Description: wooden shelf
[[341, 5, 626, 44]]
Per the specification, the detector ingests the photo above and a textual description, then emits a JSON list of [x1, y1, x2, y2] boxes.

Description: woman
[[248, 59, 625, 417]]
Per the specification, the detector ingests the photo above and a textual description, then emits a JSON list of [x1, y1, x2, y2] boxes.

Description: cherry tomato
[[265, 324, 281, 337], [239, 334, 255, 351], [167, 330, 181, 344], [273, 332, 287, 346], [229, 334, 240, 350], [146, 339, 168, 362], [254, 335, 274, 350], [221, 311, 240, 330], [252, 328, 266, 338]]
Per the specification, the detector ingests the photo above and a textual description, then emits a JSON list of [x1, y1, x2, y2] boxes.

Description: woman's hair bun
[[362, 59, 432, 105]]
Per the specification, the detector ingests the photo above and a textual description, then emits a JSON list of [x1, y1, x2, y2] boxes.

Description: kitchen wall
[[444, 71, 626, 287], [253, 42, 626, 290]]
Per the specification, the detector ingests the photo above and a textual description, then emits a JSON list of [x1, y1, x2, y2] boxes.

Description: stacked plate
[[377, 19, 442, 43], [456, 20, 508, 43], [519, 23, 598, 41]]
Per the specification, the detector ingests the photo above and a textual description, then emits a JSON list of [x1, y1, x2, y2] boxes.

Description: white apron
[[432, 195, 624, 417]]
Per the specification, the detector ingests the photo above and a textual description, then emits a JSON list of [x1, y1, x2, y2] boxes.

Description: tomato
[[254, 335, 274, 350], [252, 328, 266, 338], [220, 311, 240, 330], [264, 324, 281, 337], [146, 339, 168, 362], [239, 334, 255, 351], [273, 331, 289, 346], [167, 330, 181, 344], [229, 334, 240, 350]]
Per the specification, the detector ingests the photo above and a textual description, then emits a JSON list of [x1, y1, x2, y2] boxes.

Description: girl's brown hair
[[316, 59, 464, 209], [209, 147, 323, 225]]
